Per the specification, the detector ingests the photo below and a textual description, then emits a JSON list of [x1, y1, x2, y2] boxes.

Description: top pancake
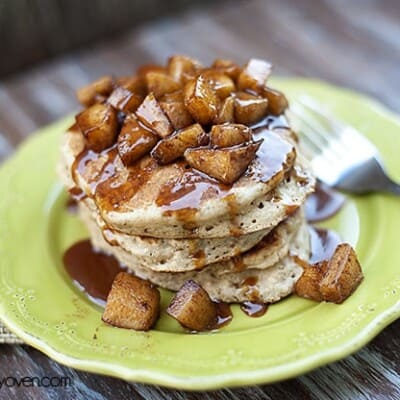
[[60, 116, 314, 238]]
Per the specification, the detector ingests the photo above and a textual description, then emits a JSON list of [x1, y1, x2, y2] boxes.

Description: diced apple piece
[[145, 71, 181, 98], [108, 87, 143, 113], [76, 76, 114, 107], [168, 55, 202, 83], [261, 87, 289, 115], [137, 64, 166, 76], [76, 103, 118, 152], [117, 114, 159, 166], [102, 272, 160, 330], [295, 244, 363, 304], [212, 59, 241, 80], [214, 96, 235, 124], [167, 280, 217, 331], [184, 140, 262, 184], [184, 76, 219, 125], [237, 58, 272, 92], [234, 92, 269, 125], [136, 93, 174, 137], [320, 243, 363, 304], [294, 258, 326, 302], [151, 123, 208, 164], [202, 70, 235, 99], [210, 123, 252, 148], [117, 76, 147, 95], [160, 90, 184, 103], [160, 100, 194, 130]]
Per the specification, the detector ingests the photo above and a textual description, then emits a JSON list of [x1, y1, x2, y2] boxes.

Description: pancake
[[85, 206, 309, 303], [77, 198, 303, 272], [77, 198, 274, 272], [60, 122, 315, 238]]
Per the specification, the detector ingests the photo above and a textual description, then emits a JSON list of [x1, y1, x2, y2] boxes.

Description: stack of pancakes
[[58, 56, 315, 304]]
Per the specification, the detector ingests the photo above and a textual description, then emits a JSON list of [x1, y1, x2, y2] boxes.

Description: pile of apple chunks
[[75, 55, 289, 185], [73, 55, 363, 332]]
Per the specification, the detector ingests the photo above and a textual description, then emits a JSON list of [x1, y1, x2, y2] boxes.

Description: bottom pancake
[[84, 207, 310, 303]]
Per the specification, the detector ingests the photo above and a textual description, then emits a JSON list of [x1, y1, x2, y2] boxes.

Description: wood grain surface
[[0, 0, 399, 398]]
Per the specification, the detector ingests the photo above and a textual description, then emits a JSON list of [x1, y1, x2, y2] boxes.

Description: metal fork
[[287, 97, 400, 195]]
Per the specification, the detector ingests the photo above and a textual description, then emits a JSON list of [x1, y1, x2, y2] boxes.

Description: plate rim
[[0, 297, 399, 390]]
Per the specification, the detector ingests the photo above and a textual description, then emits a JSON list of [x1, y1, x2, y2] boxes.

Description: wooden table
[[0, 0, 399, 398]]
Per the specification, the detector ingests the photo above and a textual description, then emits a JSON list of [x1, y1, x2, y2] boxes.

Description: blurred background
[[0, 0, 220, 76], [0, 0, 399, 150]]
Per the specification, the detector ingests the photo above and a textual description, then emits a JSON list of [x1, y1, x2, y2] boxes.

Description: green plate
[[0, 79, 399, 390]]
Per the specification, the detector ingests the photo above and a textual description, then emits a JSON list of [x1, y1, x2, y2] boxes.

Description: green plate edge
[[0, 78, 399, 390]]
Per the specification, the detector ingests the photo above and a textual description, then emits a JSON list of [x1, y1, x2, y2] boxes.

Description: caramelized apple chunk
[[76, 103, 118, 152], [167, 280, 217, 331], [76, 76, 114, 107], [145, 71, 181, 98], [117, 75, 147, 95], [320, 243, 363, 303], [184, 76, 219, 125], [108, 87, 143, 113], [212, 59, 241, 80], [136, 64, 166, 76], [160, 90, 184, 103], [261, 87, 289, 115], [160, 99, 194, 130], [214, 95, 235, 124], [234, 92, 269, 125], [293, 258, 326, 302], [184, 140, 262, 184], [117, 114, 159, 166], [168, 55, 202, 83], [151, 123, 208, 164], [202, 70, 235, 99], [210, 123, 252, 148], [102, 272, 160, 331], [136, 93, 174, 137], [237, 58, 272, 92], [295, 243, 363, 304], [110, 74, 146, 113]]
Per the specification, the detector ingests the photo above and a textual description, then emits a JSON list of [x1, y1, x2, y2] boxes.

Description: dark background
[[0, 0, 220, 77], [0, 0, 399, 399]]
